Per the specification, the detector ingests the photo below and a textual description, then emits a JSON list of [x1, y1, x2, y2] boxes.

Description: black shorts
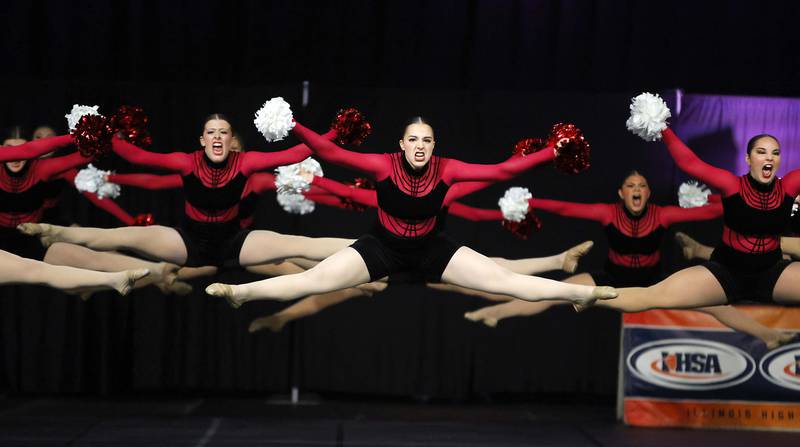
[[589, 262, 661, 288], [175, 220, 251, 268], [350, 227, 462, 282], [702, 259, 793, 304], [0, 229, 47, 261]]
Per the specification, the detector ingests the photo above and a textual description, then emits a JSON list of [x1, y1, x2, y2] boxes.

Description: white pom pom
[[678, 180, 711, 208], [65, 104, 101, 131], [96, 181, 121, 199], [626, 92, 671, 141], [74, 164, 119, 199], [276, 192, 316, 215], [253, 97, 295, 142], [498, 187, 532, 222], [274, 157, 323, 194]]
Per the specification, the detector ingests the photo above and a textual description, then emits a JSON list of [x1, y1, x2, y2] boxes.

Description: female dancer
[[594, 99, 800, 311], [459, 171, 794, 349], [207, 113, 617, 307], [19, 115, 354, 268], [248, 174, 592, 332], [0, 135, 148, 293]]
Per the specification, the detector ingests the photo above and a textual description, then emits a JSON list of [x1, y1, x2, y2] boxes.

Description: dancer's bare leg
[[248, 287, 371, 333], [426, 282, 514, 302], [176, 266, 218, 281], [675, 232, 714, 261], [245, 261, 305, 277], [439, 247, 615, 305], [490, 240, 594, 275], [780, 237, 800, 260], [18, 223, 188, 265], [425, 240, 595, 301], [772, 262, 800, 306], [463, 273, 596, 327], [595, 266, 727, 312], [696, 305, 797, 349], [43, 243, 178, 292], [237, 231, 355, 266], [207, 247, 372, 307], [0, 249, 149, 295]]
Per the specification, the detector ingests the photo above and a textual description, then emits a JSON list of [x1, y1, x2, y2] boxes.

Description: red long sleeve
[[292, 122, 390, 179], [36, 152, 93, 182], [244, 173, 276, 196], [239, 130, 336, 176], [108, 173, 183, 190], [444, 181, 494, 205], [659, 203, 723, 227], [111, 138, 193, 174], [311, 176, 378, 207], [441, 149, 555, 184], [304, 192, 351, 209], [0, 135, 74, 161], [661, 128, 738, 196], [781, 169, 800, 197], [447, 202, 503, 221], [530, 198, 613, 225]]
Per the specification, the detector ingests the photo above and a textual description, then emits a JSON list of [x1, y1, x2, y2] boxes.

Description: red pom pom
[[133, 213, 155, 226], [512, 138, 548, 157], [501, 210, 542, 240], [340, 177, 375, 211], [331, 108, 372, 146], [547, 123, 590, 174], [72, 115, 114, 158], [111, 105, 153, 148]]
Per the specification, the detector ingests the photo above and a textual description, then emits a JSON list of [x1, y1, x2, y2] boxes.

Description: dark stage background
[[0, 1, 796, 399]]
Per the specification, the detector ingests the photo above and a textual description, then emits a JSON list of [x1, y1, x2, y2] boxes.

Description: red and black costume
[[527, 198, 722, 287], [109, 136, 330, 266], [292, 121, 556, 281], [0, 137, 92, 259], [662, 128, 800, 302]]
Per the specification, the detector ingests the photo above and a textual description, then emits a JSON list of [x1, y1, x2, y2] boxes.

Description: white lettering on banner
[[627, 339, 755, 390]]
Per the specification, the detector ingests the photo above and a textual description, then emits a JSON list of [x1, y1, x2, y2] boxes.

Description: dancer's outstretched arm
[[661, 129, 738, 195], [239, 130, 336, 175], [111, 138, 193, 173], [0, 135, 74, 161]]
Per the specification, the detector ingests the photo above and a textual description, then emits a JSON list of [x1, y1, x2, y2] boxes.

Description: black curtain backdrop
[[0, 0, 791, 398], [2, 1, 800, 96]]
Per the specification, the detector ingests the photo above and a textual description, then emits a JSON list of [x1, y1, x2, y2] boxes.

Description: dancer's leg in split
[[780, 237, 800, 260], [463, 273, 596, 327], [595, 266, 727, 312], [772, 262, 800, 305], [207, 247, 372, 308], [696, 305, 797, 349], [489, 240, 594, 275], [19, 223, 188, 265], [439, 247, 615, 305], [425, 240, 595, 300], [248, 287, 372, 333], [237, 231, 355, 266], [0, 249, 149, 295], [674, 232, 714, 261], [43, 242, 178, 292]]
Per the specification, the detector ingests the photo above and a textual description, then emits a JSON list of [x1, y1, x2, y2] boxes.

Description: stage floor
[[0, 396, 797, 446]]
